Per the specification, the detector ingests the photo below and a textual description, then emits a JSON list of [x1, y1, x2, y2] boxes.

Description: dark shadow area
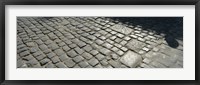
[[107, 17, 183, 48]]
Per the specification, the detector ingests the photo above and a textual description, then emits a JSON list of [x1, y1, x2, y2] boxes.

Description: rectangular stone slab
[[110, 24, 133, 35], [120, 51, 142, 68], [126, 39, 146, 53]]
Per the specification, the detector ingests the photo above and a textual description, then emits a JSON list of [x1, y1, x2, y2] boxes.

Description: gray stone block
[[120, 51, 142, 67]]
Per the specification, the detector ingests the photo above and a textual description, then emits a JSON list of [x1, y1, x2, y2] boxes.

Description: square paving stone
[[111, 47, 119, 52], [110, 53, 119, 60], [72, 38, 80, 44], [39, 44, 48, 51], [115, 38, 122, 43], [22, 55, 34, 61], [27, 58, 39, 66], [95, 64, 103, 68], [47, 52, 56, 58], [100, 59, 108, 66], [39, 58, 51, 65], [95, 39, 104, 45], [105, 34, 112, 38], [64, 59, 76, 68], [110, 24, 133, 35], [106, 39, 114, 44], [114, 43, 122, 48], [56, 62, 67, 68], [120, 51, 142, 68], [95, 54, 105, 61], [17, 44, 26, 50], [124, 36, 131, 41], [69, 44, 77, 48], [35, 39, 44, 45], [121, 47, 128, 52], [83, 45, 93, 52], [32, 63, 42, 68], [87, 35, 97, 40], [26, 42, 36, 47], [41, 35, 49, 42], [59, 54, 69, 61], [94, 33, 101, 37], [73, 55, 84, 63], [117, 50, 124, 56], [108, 60, 121, 68], [110, 31, 117, 35], [126, 39, 146, 53], [54, 49, 65, 56], [35, 54, 46, 60], [63, 45, 70, 52], [116, 33, 124, 38], [99, 47, 111, 56], [120, 40, 127, 46], [58, 42, 66, 47], [88, 58, 99, 66], [82, 52, 93, 60], [110, 36, 117, 40], [48, 43, 59, 51], [45, 63, 56, 68], [67, 49, 78, 58], [99, 36, 106, 40], [138, 37, 145, 42], [74, 47, 84, 54], [64, 40, 72, 45], [78, 61, 89, 68], [130, 35, 138, 39], [103, 43, 113, 48], [51, 56, 60, 63], [44, 40, 53, 45], [77, 41, 87, 48], [19, 50, 30, 57], [90, 50, 99, 56], [142, 58, 152, 64], [99, 30, 108, 35]]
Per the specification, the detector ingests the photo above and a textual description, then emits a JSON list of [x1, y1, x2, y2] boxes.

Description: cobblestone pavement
[[17, 17, 183, 68]]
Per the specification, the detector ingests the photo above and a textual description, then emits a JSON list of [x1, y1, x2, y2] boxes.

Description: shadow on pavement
[[107, 17, 183, 48]]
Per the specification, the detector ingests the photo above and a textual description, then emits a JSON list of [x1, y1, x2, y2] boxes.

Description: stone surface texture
[[17, 17, 183, 68]]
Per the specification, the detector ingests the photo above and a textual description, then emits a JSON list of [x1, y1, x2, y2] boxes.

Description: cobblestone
[[82, 52, 93, 60], [78, 61, 89, 68], [67, 49, 78, 58], [56, 62, 67, 68], [64, 59, 76, 68], [59, 54, 69, 61], [17, 17, 183, 68], [88, 58, 99, 66], [73, 56, 84, 63]]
